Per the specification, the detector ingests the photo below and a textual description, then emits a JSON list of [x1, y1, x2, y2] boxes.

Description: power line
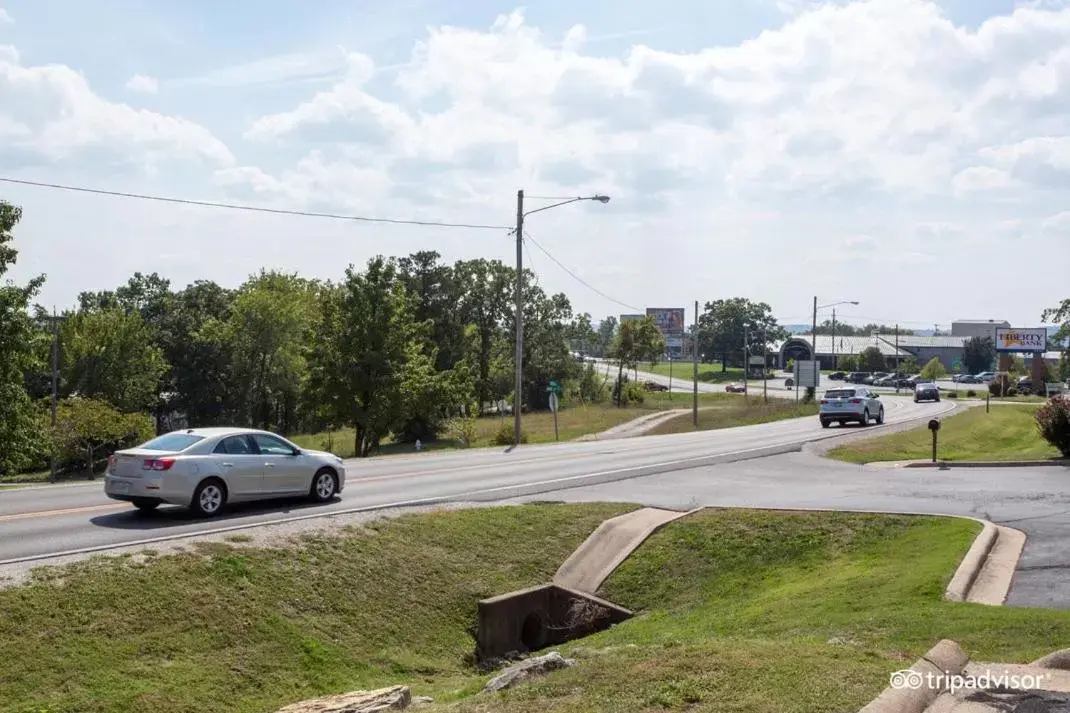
[[0, 176, 513, 230], [523, 230, 642, 312]]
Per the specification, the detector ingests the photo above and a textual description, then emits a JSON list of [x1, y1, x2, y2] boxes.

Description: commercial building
[[951, 319, 1011, 341]]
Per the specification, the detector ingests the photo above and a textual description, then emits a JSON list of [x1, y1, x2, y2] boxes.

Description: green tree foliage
[[1035, 395, 1070, 457], [963, 336, 996, 375], [454, 259, 513, 412], [59, 308, 168, 413], [811, 321, 915, 336], [1043, 299, 1069, 347], [202, 271, 318, 432], [898, 356, 920, 375], [860, 346, 886, 372], [567, 313, 598, 355], [610, 317, 665, 405], [920, 357, 948, 380], [0, 200, 47, 475], [596, 316, 618, 358], [698, 299, 786, 370], [51, 397, 154, 475], [837, 354, 859, 372]]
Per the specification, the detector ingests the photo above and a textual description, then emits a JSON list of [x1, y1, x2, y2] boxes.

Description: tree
[[963, 336, 996, 375], [811, 321, 915, 337], [596, 316, 618, 358], [51, 397, 154, 476], [697, 299, 786, 370], [396, 251, 466, 372], [454, 259, 513, 413], [308, 257, 425, 457], [0, 200, 48, 475], [203, 271, 317, 432], [610, 317, 664, 405], [59, 308, 168, 414], [860, 346, 885, 372], [567, 313, 597, 355], [837, 354, 858, 372], [920, 357, 947, 380], [1043, 299, 1069, 347], [899, 356, 920, 375]]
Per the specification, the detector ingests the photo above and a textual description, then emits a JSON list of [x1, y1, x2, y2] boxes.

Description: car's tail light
[[142, 458, 176, 471], [849, 398, 862, 404], [107, 454, 116, 470], [820, 400, 828, 405]]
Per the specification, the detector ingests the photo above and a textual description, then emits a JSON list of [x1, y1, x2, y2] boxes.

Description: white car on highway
[[104, 427, 346, 517], [818, 387, 884, 428]]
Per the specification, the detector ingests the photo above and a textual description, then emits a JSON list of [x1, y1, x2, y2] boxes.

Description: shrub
[[920, 357, 947, 380], [989, 374, 1012, 396], [493, 422, 527, 446], [946, 391, 959, 399], [1007, 388, 1019, 397], [445, 416, 478, 447], [51, 397, 154, 475], [966, 390, 977, 398], [1035, 395, 1070, 457], [837, 354, 858, 372]]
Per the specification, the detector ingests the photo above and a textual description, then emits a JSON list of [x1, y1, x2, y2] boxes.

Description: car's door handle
[[265, 463, 275, 468], [222, 462, 233, 468]]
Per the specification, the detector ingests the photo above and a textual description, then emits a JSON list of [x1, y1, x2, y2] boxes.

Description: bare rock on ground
[[275, 685, 411, 713], [483, 652, 576, 693]]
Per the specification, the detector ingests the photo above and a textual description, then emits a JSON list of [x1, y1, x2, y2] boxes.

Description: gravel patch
[[0, 500, 509, 589]]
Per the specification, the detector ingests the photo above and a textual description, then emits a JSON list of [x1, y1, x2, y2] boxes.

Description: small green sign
[[547, 380, 562, 394]]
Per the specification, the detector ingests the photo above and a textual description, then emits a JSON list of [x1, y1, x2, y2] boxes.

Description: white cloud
[[8, 0, 1070, 326], [0, 8, 11, 25], [0, 44, 232, 168], [951, 166, 1017, 195], [125, 73, 158, 94]]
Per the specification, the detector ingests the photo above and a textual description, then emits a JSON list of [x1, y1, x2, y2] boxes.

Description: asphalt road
[[510, 451, 1070, 609], [0, 394, 951, 565]]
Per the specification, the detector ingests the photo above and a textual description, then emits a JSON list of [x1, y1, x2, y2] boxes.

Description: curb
[[900, 459, 1070, 469], [945, 522, 997, 602], [858, 639, 970, 713]]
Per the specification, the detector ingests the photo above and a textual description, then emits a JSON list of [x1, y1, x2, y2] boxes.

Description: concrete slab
[[967, 526, 1027, 605], [554, 507, 697, 593]]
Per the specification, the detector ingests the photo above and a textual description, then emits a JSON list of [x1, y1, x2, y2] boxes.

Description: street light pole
[[512, 191, 610, 446], [513, 190, 525, 446]]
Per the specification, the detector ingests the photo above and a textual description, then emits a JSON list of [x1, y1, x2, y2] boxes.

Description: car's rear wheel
[[309, 468, 338, 503], [876, 407, 885, 425], [820, 419, 830, 428], [861, 409, 870, 426], [191, 478, 227, 517], [132, 498, 159, 512]]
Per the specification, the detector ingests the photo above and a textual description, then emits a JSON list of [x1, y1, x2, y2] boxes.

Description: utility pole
[[693, 300, 699, 427], [49, 308, 60, 483], [811, 295, 818, 365], [895, 324, 900, 393], [513, 190, 525, 446], [831, 307, 837, 370], [743, 325, 749, 398]]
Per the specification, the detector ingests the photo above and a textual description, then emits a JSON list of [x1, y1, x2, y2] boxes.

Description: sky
[[1, 0, 1068, 331]]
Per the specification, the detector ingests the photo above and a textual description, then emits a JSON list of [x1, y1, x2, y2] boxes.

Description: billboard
[[646, 308, 685, 337], [995, 327, 1048, 353]]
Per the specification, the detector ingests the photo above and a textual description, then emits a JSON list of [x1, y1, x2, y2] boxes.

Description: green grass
[[646, 398, 820, 436], [445, 509, 1070, 713], [292, 393, 741, 458], [827, 404, 1061, 464], [0, 503, 634, 713], [638, 362, 747, 384], [7, 506, 1070, 713]]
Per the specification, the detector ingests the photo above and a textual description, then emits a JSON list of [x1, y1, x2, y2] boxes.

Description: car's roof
[[175, 427, 271, 438]]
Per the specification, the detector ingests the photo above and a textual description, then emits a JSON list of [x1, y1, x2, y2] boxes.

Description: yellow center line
[[0, 502, 130, 523]]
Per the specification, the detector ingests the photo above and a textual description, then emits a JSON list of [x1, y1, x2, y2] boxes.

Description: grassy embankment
[[4, 505, 1070, 713], [827, 404, 1061, 463]]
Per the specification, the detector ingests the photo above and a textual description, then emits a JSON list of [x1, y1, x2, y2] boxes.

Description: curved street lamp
[[811, 298, 860, 367], [513, 191, 611, 445]]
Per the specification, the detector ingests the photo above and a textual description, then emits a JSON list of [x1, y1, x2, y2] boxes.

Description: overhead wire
[[522, 230, 642, 312], [0, 176, 514, 230]]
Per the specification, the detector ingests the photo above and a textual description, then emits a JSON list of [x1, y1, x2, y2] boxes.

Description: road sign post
[[547, 381, 562, 441]]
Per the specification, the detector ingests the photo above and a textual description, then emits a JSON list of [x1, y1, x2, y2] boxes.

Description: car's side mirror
[[291, 448, 302, 456]]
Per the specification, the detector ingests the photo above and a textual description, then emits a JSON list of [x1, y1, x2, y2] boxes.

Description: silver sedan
[[104, 427, 346, 517]]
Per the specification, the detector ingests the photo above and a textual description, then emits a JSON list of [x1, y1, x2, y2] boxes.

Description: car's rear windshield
[[136, 433, 205, 452], [825, 390, 855, 398]]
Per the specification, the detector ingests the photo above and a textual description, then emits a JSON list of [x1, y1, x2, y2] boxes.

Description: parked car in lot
[[974, 372, 997, 384], [1016, 376, 1034, 394], [819, 387, 884, 428], [104, 427, 346, 517], [725, 383, 746, 393], [847, 372, 870, 384], [643, 380, 669, 392], [828, 372, 846, 381], [914, 381, 940, 403]]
